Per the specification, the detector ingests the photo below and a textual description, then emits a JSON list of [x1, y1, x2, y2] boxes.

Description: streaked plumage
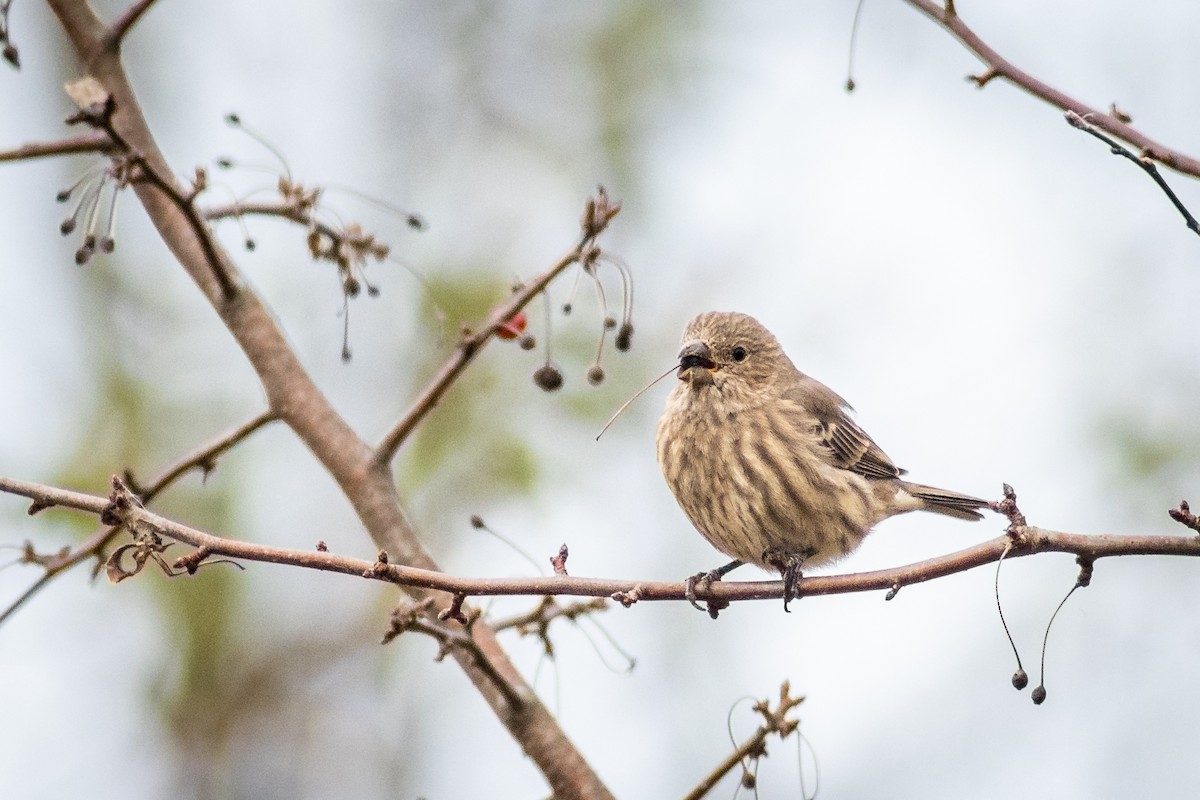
[[655, 311, 988, 613]]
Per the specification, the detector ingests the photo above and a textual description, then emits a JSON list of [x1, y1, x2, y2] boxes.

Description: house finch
[[656, 311, 988, 616]]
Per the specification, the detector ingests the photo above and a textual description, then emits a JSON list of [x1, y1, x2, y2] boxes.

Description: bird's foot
[[763, 549, 806, 612], [685, 560, 742, 619]]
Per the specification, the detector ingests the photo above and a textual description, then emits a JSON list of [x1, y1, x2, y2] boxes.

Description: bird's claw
[[764, 549, 806, 612], [685, 569, 731, 619]]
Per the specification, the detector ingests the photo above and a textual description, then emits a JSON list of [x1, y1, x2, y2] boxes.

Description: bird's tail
[[900, 481, 989, 521]]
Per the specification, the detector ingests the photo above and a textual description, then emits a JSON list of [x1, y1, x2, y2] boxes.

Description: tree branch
[[37, 7, 618, 793], [5, 475, 1198, 609], [204, 199, 317, 226], [62, 92, 238, 299], [123, 410, 278, 501], [105, 0, 159, 48], [683, 682, 805, 800], [0, 411, 276, 626], [1064, 110, 1200, 237], [373, 188, 620, 465], [900, 0, 1200, 178], [0, 132, 115, 162]]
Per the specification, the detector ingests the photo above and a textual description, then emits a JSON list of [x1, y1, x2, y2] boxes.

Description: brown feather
[[786, 377, 903, 480]]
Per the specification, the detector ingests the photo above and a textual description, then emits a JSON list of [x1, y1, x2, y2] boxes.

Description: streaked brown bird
[[655, 311, 988, 616]]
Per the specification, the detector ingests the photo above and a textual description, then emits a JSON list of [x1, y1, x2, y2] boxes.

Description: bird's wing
[[787, 377, 904, 480]]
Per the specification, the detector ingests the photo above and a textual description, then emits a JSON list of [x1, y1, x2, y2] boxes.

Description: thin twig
[[0, 412, 275, 626], [105, 0, 159, 48], [383, 601, 526, 710], [0, 132, 115, 163], [203, 200, 353, 260], [67, 96, 237, 299], [373, 188, 620, 464], [205, 199, 317, 224], [683, 682, 804, 800], [126, 410, 278, 501], [4, 476, 1200, 606], [490, 596, 608, 633], [900, 0, 1200, 178], [1065, 111, 1200, 237]]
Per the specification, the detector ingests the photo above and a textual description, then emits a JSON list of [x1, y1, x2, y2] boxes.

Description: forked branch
[[0, 412, 275, 626]]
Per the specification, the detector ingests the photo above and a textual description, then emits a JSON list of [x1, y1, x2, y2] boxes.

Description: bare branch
[[41, 6, 616, 794], [490, 596, 609, 634], [0, 132, 115, 163], [124, 409, 278, 502], [1064, 111, 1200, 237], [381, 599, 525, 709], [60, 91, 237, 298], [4, 475, 1199, 608], [0, 412, 275, 626], [106, 0, 159, 48], [683, 682, 805, 800], [374, 187, 620, 464], [900, 0, 1200, 178], [202, 200, 366, 269], [204, 199, 312, 226]]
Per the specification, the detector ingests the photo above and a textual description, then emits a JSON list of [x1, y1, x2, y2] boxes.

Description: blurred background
[[3, 1, 1200, 797]]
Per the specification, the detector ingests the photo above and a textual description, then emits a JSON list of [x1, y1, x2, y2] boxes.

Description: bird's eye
[[731, 346, 748, 362]]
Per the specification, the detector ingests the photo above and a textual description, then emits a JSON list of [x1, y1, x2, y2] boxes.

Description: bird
[[655, 311, 989, 616]]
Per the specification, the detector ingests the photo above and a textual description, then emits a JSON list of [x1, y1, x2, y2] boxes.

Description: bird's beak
[[677, 341, 717, 384]]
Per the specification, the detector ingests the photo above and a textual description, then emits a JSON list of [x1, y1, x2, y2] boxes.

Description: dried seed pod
[[615, 321, 634, 352], [534, 363, 564, 392]]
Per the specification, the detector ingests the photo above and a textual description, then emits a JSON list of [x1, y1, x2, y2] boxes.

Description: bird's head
[[674, 311, 792, 394]]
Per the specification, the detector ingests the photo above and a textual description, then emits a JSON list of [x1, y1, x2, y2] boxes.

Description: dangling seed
[[615, 322, 634, 352], [534, 363, 564, 392]]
